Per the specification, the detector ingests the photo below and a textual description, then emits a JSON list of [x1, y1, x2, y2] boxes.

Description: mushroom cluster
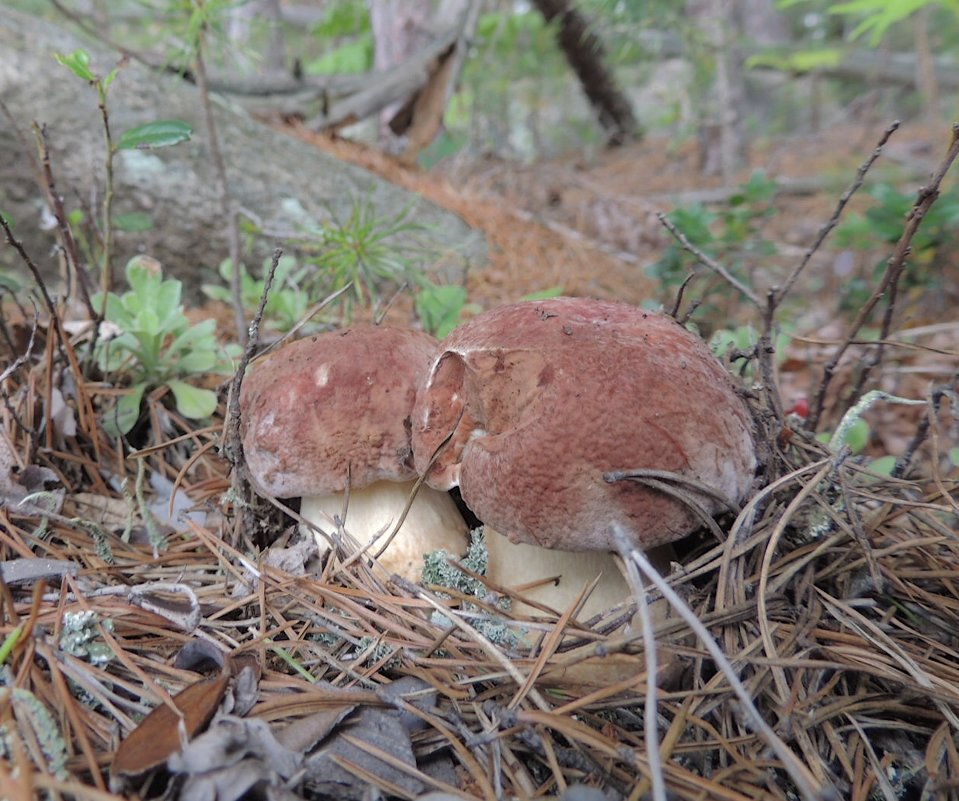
[[239, 299, 756, 623]]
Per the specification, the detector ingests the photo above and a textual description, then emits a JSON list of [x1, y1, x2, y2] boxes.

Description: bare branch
[[656, 212, 761, 306]]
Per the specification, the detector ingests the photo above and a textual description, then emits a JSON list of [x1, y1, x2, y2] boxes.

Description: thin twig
[[614, 529, 666, 801], [894, 383, 957, 478], [0, 215, 60, 327], [656, 212, 761, 307], [775, 121, 900, 307], [192, 31, 245, 345], [222, 248, 282, 473], [31, 124, 97, 320], [809, 123, 959, 429], [667, 272, 697, 320]]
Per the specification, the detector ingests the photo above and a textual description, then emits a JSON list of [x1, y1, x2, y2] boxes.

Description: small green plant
[[93, 258, 237, 436], [414, 281, 481, 338], [302, 198, 429, 317], [709, 323, 791, 379], [202, 255, 310, 332], [55, 49, 191, 294], [834, 182, 959, 310], [648, 170, 778, 310]]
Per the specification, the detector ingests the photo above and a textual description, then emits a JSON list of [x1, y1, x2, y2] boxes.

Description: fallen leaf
[[129, 582, 201, 632], [110, 673, 229, 789]]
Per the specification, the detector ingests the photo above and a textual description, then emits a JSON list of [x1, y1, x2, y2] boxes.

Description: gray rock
[[0, 9, 485, 297]]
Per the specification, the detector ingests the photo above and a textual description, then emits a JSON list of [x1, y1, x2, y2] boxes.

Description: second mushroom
[[411, 298, 757, 621]]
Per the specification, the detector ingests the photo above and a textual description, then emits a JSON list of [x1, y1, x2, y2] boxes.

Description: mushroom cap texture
[[411, 298, 757, 551], [240, 326, 439, 498]]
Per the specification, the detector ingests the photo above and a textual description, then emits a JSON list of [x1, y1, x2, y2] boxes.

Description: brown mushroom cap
[[411, 298, 756, 552], [240, 326, 439, 498]]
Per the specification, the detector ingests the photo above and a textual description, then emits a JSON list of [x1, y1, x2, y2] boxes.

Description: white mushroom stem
[[300, 480, 468, 582], [484, 526, 675, 625]]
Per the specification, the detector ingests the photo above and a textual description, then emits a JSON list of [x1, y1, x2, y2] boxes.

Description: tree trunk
[[529, 0, 641, 146], [914, 5, 940, 121], [369, 0, 435, 150], [688, 0, 746, 179]]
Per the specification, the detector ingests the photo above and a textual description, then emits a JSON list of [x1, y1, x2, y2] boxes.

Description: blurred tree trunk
[[224, 0, 286, 72], [529, 0, 641, 146], [914, 5, 940, 120], [369, 0, 435, 149], [688, 0, 746, 180]]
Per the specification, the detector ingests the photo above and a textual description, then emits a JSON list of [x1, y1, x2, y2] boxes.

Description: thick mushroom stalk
[[300, 481, 469, 579], [240, 326, 468, 582], [483, 527, 636, 621], [412, 298, 756, 624]]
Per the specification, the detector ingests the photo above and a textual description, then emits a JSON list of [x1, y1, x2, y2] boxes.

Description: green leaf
[[117, 120, 192, 151], [177, 350, 218, 373], [125, 257, 160, 295], [838, 418, 871, 454], [154, 280, 184, 327], [867, 455, 897, 478], [949, 447, 959, 467], [829, 0, 931, 46], [0, 271, 23, 292], [168, 319, 217, 354], [113, 212, 154, 232], [415, 283, 466, 338], [167, 380, 218, 420], [102, 67, 120, 92], [103, 383, 147, 437], [55, 50, 95, 82], [202, 285, 233, 303]]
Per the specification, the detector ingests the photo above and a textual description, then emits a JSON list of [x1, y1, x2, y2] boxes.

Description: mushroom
[[411, 298, 756, 622], [240, 325, 468, 581]]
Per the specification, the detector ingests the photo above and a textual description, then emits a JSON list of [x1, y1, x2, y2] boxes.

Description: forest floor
[[3, 116, 959, 801]]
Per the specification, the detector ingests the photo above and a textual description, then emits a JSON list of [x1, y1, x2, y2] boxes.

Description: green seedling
[[93, 258, 238, 436], [301, 197, 430, 317], [414, 281, 481, 338], [55, 49, 191, 294], [203, 255, 310, 332]]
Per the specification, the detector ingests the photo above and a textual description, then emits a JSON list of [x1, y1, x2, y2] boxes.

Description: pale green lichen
[[354, 636, 400, 668], [60, 609, 114, 665], [423, 528, 519, 648], [421, 528, 489, 597], [0, 687, 70, 781]]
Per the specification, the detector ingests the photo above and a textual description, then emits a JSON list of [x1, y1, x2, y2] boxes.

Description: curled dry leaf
[[128, 582, 201, 632]]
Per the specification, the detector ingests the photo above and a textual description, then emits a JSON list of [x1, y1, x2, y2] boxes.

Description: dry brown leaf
[[110, 673, 230, 789]]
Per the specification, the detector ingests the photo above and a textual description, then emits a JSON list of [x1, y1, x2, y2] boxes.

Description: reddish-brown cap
[[411, 298, 756, 551], [240, 326, 439, 498]]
